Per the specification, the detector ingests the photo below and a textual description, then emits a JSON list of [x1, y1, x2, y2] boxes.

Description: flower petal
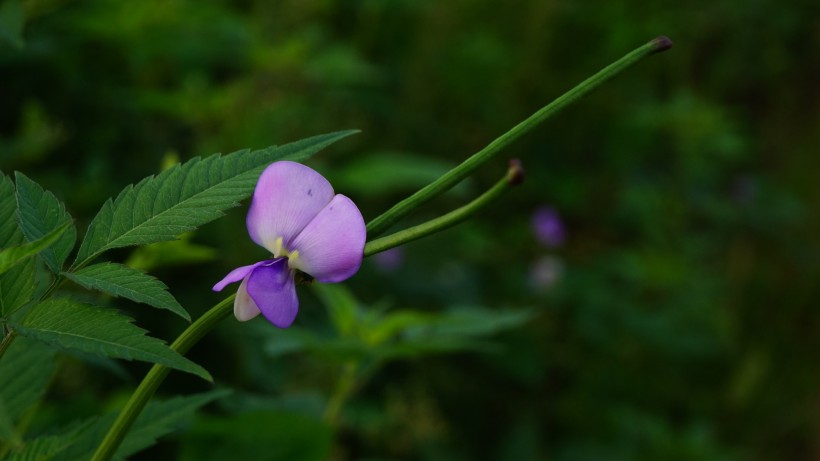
[[234, 277, 262, 321], [288, 194, 366, 283], [246, 161, 335, 255], [246, 258, 299, 328], [213, 262, 265, 292]]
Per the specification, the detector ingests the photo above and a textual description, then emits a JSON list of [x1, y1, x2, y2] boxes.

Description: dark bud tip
[[507, 158, 525, 185], [650, 36, 673, 53]]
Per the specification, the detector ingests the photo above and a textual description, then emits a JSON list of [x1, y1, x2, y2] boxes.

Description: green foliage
[[303, 284, 536, 362], [0, 0, 24, 49], [10, 298, 210, 381], [26, 390, 229, 461], [63, 262, 189, 321], [73, 131, 357, 269], [115, 390, 230, 460], [0, 174, 20, 247], [0, 223, 70, 277], [178, 411, 332, 461], [0, 398, 16, 446], [330, 151, 469, 197], [14, 173, 76, 275], [0, 174, 34, 316], [0, 337, 56, 425], [3, 423, 89, 461], [0, 337, 56, 450], [125, 233, 216, 272]]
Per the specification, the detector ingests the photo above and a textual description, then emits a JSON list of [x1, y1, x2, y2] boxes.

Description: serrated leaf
[[11, 298, 211, 381], [14, 172, 76, 274], [63, 262, 189, 321], [0, 223, 71, 276], [0, 173, 21, 247], [73, 131, 357, 268], [50, 390, 229, 461], [115, 389, 230, 459], [0, 336, 56, 423], [3, 422, 89, 461], [0, 173, 34, 316]]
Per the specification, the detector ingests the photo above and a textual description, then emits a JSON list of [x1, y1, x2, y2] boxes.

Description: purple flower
[[213, 161, 366, 327], [531, 206, 566, 247]]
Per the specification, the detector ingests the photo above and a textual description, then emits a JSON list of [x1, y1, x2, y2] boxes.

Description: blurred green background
[[1, 0, 819, 460]]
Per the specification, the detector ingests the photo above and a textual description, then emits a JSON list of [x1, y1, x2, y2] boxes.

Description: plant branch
[[364, 159, 524, 257], [365, 36, 671, 238], [90, 294, 236, 461]]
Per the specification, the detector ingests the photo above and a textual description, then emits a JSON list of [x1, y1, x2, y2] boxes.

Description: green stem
[[91, 294, 236, 461], [0, 330, 17, 363], [364, 159, 524, 257], [322, 361, 358, 425], [365, 36, 672, 238]]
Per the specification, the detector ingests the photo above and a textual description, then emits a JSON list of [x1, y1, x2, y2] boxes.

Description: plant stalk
[[365, 36, 671, 238], [364, 159, 524, 257], [90, 294, 235, 461]]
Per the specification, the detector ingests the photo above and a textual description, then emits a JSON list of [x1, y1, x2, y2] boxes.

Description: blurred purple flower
[[213, 161, 366, 327], [373, 247, 404, 272], [531, 206, 566, 247], [529, 255, 564, 292]]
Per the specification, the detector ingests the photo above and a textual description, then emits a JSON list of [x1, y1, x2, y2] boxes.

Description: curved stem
[[364, 160, 524, 257], [91, 294, 235, 461], [365, 36, 672, 238]]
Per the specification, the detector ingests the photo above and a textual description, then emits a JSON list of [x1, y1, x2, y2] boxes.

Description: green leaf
[[115, 389, 230, 459], [311, 284, 359, 337], [73, 131, 357, 268], [0, 173, 21, 247], [14, 172, 76, 274], [330, 151, 471, 197], [0, 0, 25, 49], [11, 298, 211, 381], [4, 423, 89, 461], [0, 397, 17, 445], [377, 307, 537, 359], [63, 262, 189, 321], [0, 173, 34, 316], [49, 390, 229, 461], [0, 257, 34, 317], [125, 232, 216, 272], [0, 223, 71, 276], [0, 336, 56, 447], [0, 336, 57, 424]]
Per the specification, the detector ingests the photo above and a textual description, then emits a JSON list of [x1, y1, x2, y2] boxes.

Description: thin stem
[[365, 36, 672, 238], [0, 330, 17, 363], [364, 159, 524, 257], [322, 361, 358, 425], [91, 294, 236, 461]]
